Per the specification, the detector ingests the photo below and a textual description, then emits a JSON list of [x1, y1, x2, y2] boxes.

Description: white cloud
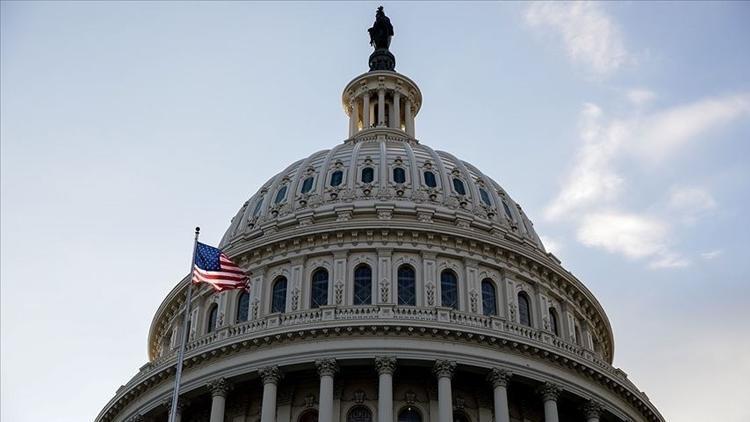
[[539, 235, 563, 256], [524, 2, 629, 75], [668, 186, 717, 212], [576, 211, 690, 268], [701, 249, 723, 260], [627, 88, 656, 106]]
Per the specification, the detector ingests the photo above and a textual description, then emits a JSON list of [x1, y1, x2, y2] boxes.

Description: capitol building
[[97, 9, 665, 422]]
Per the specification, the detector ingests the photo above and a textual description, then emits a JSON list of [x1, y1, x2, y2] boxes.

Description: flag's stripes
[[192, 242, 249, 292]]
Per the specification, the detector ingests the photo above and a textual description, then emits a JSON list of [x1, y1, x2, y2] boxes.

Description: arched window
[[502, 201, 513, 220], [330, 170, 343, 187], [353, 265, 372, 305], [393, 167, 406, 183], [518, 292, 532, 327], [236, 291, 250, 323], [549, 307, 559, 336], [397, 407, 422, 422], [310, 269, 328, 308], [347, 405, 373, 422], [575, 324, 582, 346], [424, 171, 437, 188], [361, 167, 374, 183], [441, 270, 459, 309], [301, 177, 314, 194], [479, 188, 492, 206], [271, 277, 288, 313], [481, 279, 497, 316], [452, 178, 466, 195], [397, 265, 416, 306], [252, 199, 264, 217], [206, 304, 218, 333], [274, 185, 288, 204], [453, 411, 471, 422], [298, 409, 319, 422]]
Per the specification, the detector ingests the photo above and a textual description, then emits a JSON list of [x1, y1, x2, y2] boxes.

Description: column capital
[[538, 382, 561, 402], [487, 368, 513, 388], [259, 366, 282, 385], [582, 400, 602, 419], [162, 397, 189, 411], [374, 356, 397, 375], [316, 358, 339, 377], [432, 360, 457, 379], [208, 377, 230, 397]]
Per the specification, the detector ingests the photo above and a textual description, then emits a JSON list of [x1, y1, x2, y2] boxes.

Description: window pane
[[362, 167, 374, 183], [393, 167, 406, 183], [353, 265, 372, 305], [549, 308, 559, 336], [272, 277, 287, 313], [452, 178, 466, 195], [330, 171, 343, 187], [236, 291, 250, 323], [274, 185, 287, 204], [424, 171, 437, 188], [398, 408, 422, 422], [479, 189, 492, 206], [518, 293, 531, 327], [441, 270, 458, 309], [502, 201, 513, 219], [311, 269, 328, 308], [397, 265, 416, 306], [252, 199, 264, 216], [301, 177, 314, 194], [481, 279, 497, 316], [207, 305, 218, 333]]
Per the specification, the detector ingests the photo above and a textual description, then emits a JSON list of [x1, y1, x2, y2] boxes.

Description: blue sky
[[1, 2, 749, 421]]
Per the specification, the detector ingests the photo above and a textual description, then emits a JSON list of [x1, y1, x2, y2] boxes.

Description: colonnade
[[191, 359, 606, 422], [348, 88, 415, 137]]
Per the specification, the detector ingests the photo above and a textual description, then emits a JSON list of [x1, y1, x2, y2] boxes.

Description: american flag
[[192, 242, 249, 291]]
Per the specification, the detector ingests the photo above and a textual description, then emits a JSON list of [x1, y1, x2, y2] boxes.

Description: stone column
[[208, 378, 229, 422], [164, 398, 188, 422], [375, 356, 397, 422], [316, 358, 339, 422], [260, 366, 282, 422], [539, 382, 561, 422], [363, 92, 371, 128], [487, 368, 512, 422], [377, 88, 386, 126], [582, 400, 602, 422], [404, 99, 413, 136], [393, 91, 401, 129], [433, 360, 456, 422], [350, 98, 360, 136]]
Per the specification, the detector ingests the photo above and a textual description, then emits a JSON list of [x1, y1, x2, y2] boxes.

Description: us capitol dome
[[97, 8, 665, 422]]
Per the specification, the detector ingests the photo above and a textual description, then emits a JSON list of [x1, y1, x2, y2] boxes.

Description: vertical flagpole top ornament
[[195, 227, 200, 234], [368, 6, 395, 71]]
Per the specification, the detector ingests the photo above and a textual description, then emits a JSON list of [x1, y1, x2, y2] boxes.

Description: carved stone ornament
[[374, 356, 397, 375], [315, 358, 339, 377], [433, 360, 457, 379], [539, 382, 562, 402], [426, 282, 435, 306], [582, 400, 602, 419], [454, 396, 465, 410], [251, 298, 260, 320], [379, 278, 390, 302], [304, 393, 317, 408], [291, 287, 300, 311], [208, 377, 230, 397], [259, 366, 282, 385], [487, 368, 513, 388], [469, 289, 478, 313], [353, 389, 367, 404], [404, 391, 417, 405], [335, 281, 344, 304]]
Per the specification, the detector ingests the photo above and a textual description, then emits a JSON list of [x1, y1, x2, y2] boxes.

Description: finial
[[367, 6, 395, 71]]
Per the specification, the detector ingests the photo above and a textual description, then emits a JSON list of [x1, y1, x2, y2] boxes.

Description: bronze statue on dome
[[368, 6, 394, 50]]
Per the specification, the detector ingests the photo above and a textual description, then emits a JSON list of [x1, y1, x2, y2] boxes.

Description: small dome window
[[236, 291, 250, 323], [393, 167, 406, 184], [330, 170, 343, 187], [301, 177, 314, 194], [206, 304, 218, 333], [424, 171, 437, 188], [353, 265, 372, 305], [549, 307, 559, 336], [481, 279, 497, 316], [502, 201, 513, 220], [440, 270, 459, 309], [361, 167, 374, 184], [271, 277, 288, 313], [452, 178, 466, 195], [479, 188, 492, 206], [518, 292, 532, 327], [274, 185, 288, 204], [252, 198, 264, 217]]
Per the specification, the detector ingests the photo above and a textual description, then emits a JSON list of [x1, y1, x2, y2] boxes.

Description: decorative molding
[[208, 377, 230, 397], [487, 368, 513, 389], [259, 366, 282, 385], [539, 382, 561, 402], [315, 358, 339, 377], [374, 356, 397, 375], [433, 360, 456, 379], [583, 400, 603, 419]]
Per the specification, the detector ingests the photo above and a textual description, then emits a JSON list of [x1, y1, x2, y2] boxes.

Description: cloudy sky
[[2, 2, 748, 421]]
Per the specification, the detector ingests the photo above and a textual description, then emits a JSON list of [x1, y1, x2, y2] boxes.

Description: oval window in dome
[[330, 170, 343, 187], [502, 201, 513, 220], [424, 171, 437, 188], [274, 185, 288, 204], [252, 198, 264, 217], [301, 177, 314, 194], [361, 167, 374, 184], [452, 178, 466, 196], [479, 188, 492, 206], [393, 167, 406, 184]]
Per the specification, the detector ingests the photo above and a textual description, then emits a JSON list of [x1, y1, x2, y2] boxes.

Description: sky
[[1, 2, 749, 421]]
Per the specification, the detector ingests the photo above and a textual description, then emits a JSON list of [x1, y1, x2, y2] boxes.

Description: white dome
[[221, 135, 545, 252]]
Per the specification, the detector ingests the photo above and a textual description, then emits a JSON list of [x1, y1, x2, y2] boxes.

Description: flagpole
[[168, 226, 200, 422]]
